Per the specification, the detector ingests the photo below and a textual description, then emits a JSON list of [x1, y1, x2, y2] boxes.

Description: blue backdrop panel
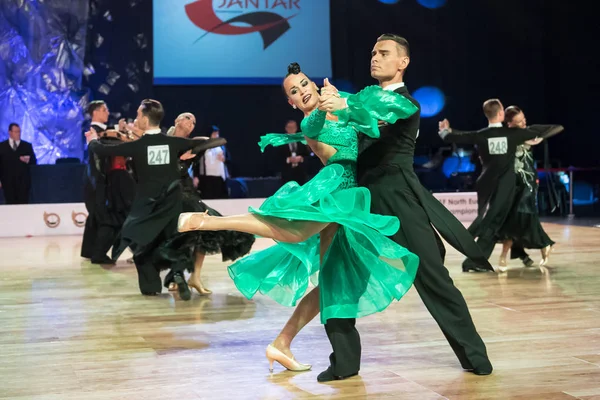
[[0, 0, 89, 164]]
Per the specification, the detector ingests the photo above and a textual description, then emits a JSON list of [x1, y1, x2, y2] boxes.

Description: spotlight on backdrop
[[417, 0, 447, 9], [413, 86, 445, 117], [378, 0, 401, 4]]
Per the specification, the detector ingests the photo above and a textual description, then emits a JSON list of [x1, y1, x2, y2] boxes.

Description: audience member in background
[[0, 123, 37, 204], [195, 125, 229, 198], [280, 120, 310, 185]]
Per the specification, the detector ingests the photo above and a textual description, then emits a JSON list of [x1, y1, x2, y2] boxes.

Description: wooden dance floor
[[1, 221, 599, 399]]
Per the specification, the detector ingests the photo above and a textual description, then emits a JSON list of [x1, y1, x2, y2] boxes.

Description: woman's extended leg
[[178, 212, 329, 244]]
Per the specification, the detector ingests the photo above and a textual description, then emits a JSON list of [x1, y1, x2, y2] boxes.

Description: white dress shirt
[[204, 147, 227, 180], [9, 138, 20, 150], [382, 82, 406, 91], [91, 121, 107, 130]]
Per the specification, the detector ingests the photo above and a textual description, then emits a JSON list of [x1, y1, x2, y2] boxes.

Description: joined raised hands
[[318, 78, 346, 113]]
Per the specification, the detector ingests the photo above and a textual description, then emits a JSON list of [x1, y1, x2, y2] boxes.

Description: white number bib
[[487, 137, 508, 155], [147, 145, 170, 165]]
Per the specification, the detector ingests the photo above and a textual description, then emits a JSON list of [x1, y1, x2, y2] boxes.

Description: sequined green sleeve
[[258, 133, 306, 153], [334, 85, 419, 138], [300, 109, 327, 139]]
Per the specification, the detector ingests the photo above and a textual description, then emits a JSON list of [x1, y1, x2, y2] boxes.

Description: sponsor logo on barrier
[[72, 211, 87, 228], [433, 194, 478, 222], [43, 212, 61, 228]]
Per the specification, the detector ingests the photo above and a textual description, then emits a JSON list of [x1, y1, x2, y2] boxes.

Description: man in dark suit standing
[[317, 34, 493, 382], [280, 120, 310, 185], [81, 100, 112, 261], [0, 123, 37, 204]]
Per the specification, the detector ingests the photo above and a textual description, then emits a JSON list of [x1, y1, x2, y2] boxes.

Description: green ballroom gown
[[228, 86, 420, 324]]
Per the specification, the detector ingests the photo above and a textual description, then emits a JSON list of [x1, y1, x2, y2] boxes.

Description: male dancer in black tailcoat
[[316, 34, 494, 382]]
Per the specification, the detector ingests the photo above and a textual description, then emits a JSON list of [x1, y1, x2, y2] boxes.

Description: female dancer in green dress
[[178, 63, 420, 371]]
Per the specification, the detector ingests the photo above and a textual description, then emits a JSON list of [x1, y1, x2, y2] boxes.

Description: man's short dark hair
[[8, 123, 19, 131], [140, 99, 164, 126], [483, 99, 503, 120], [377, 34, 410, 57], [87, 100, 106, 116]]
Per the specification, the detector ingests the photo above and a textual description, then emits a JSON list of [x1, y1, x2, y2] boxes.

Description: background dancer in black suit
[[439, 100, 563, 272], [85, 99, 225, 299], [81, 100, 115, 262]]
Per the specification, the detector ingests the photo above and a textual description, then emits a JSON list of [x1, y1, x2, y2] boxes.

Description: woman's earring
[[292, 105, 297, 109]]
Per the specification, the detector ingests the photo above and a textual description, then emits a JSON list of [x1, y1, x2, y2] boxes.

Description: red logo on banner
[[185, 0, 300, 49]]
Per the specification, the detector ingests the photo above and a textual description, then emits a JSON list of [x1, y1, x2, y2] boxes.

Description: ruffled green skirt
[[227, 163, 419, 323]]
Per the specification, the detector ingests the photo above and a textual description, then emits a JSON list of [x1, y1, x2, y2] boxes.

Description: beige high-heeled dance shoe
[[539, 245, 554, 266], [265, 344, 311, 373], [188, 280, 212, 295], [177, 211, 208, 233], [496, 256, 508, 273]]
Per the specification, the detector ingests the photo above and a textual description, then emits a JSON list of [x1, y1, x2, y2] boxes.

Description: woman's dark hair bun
[[287, 62, 301, 76]]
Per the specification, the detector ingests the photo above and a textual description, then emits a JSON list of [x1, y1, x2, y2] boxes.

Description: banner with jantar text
[[153, 0, 332, 85]]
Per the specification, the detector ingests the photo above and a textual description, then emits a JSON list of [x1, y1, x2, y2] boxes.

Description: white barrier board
[[0, 194, 477, 238]]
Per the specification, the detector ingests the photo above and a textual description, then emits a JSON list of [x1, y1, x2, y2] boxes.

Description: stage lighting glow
[[331, 79, 356, 94], [413, 86, 445, 117], [417, 0, 447, 9], [559, 172, 570, 187], [379, 0, 401, 4], [442, 156, 475, 178]]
